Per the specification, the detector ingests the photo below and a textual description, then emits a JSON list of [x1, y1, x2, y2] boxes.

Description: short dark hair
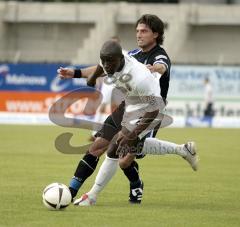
[[136, 14, 165, 45], [100, 40, 122, 57]]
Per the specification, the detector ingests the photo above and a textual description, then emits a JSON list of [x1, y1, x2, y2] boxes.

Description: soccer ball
[[42, 183, 72, 210]]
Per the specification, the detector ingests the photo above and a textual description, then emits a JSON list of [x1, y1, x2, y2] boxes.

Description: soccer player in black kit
[[57, 14, 198, 205]]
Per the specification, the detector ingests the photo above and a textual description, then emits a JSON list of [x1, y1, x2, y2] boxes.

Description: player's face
[[100, 55, 122, 75], [136, 23, 158, 51]]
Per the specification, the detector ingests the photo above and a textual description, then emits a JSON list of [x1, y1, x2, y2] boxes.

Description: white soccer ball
[[42, 183, 72, 210]]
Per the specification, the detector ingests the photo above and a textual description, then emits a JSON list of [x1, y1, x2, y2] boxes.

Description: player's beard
[[137, 39, 156, 52]]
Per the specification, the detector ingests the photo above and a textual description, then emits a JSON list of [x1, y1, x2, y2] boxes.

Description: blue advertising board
[[0, 63, 91, 92]]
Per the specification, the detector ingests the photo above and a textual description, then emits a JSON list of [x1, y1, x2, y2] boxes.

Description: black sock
[[121, 161, 141, 187], [69, 153, 99, 198]]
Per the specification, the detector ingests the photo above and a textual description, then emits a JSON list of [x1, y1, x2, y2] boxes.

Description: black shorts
[[94, 101, 125, 141]]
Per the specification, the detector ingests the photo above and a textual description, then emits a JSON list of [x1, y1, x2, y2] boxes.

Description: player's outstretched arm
[[81, 65, 98, 78], [146, 63, 166, 75], [57, 65, 98, 79], [57, 67, 74, 79]]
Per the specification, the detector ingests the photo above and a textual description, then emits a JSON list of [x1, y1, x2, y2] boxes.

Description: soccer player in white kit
[[73, 40, 198, 206], [58, 16, 198, 205]]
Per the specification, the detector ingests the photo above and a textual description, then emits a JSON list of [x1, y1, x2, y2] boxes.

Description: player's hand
[[116, 131, 137, 157], [146, 64, 155, 73], [57, 67, 74, 79]]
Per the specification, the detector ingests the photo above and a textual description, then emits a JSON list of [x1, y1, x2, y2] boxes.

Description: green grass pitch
[[0, 125, 239, 227]]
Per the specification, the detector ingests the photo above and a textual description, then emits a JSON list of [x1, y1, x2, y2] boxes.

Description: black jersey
[[128, 45, 171, 101]]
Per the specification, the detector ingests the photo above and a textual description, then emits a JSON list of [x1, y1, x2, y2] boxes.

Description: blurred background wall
[[0, 1, 240, 64]]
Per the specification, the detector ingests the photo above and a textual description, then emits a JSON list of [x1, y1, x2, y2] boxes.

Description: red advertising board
[[0, 91, 100, 115]]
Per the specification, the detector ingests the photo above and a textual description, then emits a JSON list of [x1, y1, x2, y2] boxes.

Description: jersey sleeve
[[153, 54, 171, 72]]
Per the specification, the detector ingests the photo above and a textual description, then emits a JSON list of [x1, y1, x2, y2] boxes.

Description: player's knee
[[119, 158, 132, 169], [88, 149, 104, 157], [88, 137, 109, 157]]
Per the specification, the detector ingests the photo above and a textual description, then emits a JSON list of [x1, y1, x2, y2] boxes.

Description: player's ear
[[153, 32, 158, 39]]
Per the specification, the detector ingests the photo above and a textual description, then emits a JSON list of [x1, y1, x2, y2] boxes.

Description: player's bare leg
[[69, 137, 109, 199], [119, 153, 144, 204]]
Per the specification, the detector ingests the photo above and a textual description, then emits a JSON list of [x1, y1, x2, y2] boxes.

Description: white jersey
[[101, 53, 161, 104], [204, 83, 213, 105], [101, 53, 165, 134]]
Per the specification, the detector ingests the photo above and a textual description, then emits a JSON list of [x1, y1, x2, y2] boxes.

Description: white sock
[[87, 155, 118, 199], [141, 138, 187, 157]]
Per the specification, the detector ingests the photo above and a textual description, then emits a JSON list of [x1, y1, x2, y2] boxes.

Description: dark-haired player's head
[[100, 40, 124, 76], [135, 14, 165, 51]]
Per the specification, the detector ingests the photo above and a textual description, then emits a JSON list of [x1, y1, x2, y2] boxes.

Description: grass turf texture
[[0, 125, 239, 227]]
